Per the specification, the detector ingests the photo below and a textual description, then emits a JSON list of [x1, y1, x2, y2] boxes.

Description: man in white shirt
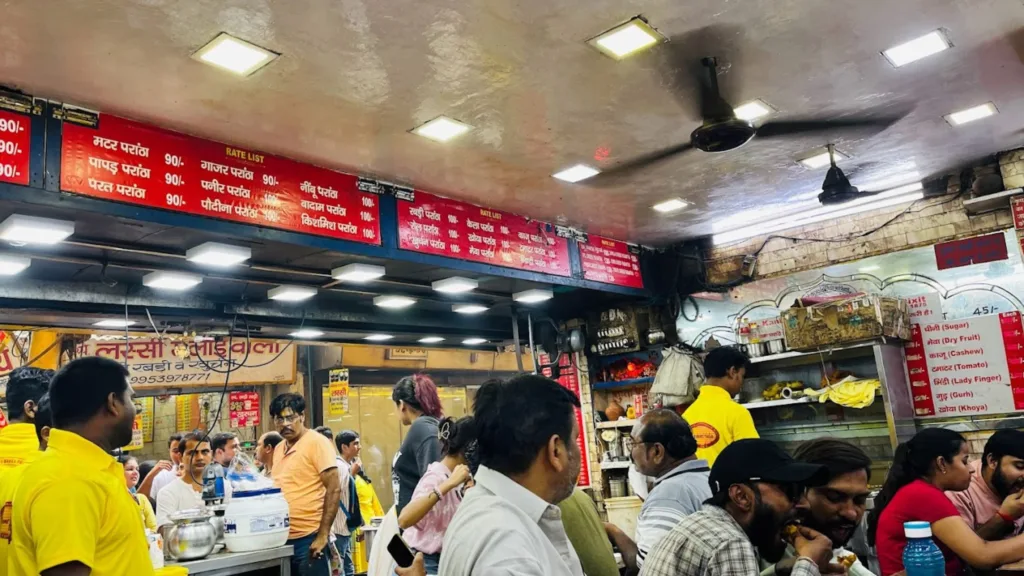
[[439, 374, 586, 576], [315, 426, 356, 576], [144, 432, 183, 499], [156, 431, 212, 529]]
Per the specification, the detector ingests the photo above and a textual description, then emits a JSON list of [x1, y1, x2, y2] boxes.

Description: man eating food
[[946, 429, 1024, 540]]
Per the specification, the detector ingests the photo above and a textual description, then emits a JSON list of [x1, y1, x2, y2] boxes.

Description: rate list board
[[61, 114, 381, 244], [906, 311, 1024, 417], [579, 235, 643, 289], [397, 191, 571, 276], [0, 110, 31, 186]]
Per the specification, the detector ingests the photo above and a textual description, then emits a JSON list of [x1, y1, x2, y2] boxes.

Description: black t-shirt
[[391, 415, 441, 514]]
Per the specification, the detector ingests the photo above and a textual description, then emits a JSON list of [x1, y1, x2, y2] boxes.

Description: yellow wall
[[322, 385, 470, 513]]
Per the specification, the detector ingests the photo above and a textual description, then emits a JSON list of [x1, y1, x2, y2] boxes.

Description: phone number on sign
[[131, 373, 213, 385]]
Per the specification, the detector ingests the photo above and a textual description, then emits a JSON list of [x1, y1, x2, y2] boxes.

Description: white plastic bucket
[[223, 488, 290, 552]]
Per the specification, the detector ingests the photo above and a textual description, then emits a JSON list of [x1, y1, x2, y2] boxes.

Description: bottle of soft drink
[[903, 521, 944, 576]]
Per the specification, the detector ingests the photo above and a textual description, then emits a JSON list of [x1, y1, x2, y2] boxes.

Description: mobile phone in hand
[[387, 534, 416, 568]]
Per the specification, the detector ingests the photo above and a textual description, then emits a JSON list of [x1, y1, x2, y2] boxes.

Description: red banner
[[0, 110, 31, 186], [933, 233, 1007, 270], [579, 235, 643, 288], [1001, 312, 1024, 410], [540, 354, 592, 487], [905, 325, 935, 416], [1011, 196, 1024, 230], [61, 115, 381, 244], [397, 191, 571, 276], [228, 391, 261, 427]]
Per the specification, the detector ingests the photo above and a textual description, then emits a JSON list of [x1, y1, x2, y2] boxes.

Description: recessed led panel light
[[798, 149, 848, 169], [192, 32, 279, 76], [733, 100, 774, 121], [552, 164, 601, 183], [374, 295, 416, 309], [882, 30, 952, 68], [94, 319, 136, 328], [186, 242, 252, 267], [0, 255, 30, 276], [142, 271, 202, 291], [364, 334, 394, 342], [268, 285, 317, 302], [419, 336, 445, 344], [944, 103, 997, 126], [453, 304, 489, 314], [652, 198, 690, 213], [411, 116, 472, 143], [432, 277, 479, 294], [0, 215, 75, 245], [513, 289, 553, 304], [332, 263, 386, 283], [462, 338, 487, 345], [290, 329, 324, 339], [588, 18, 665, 60]]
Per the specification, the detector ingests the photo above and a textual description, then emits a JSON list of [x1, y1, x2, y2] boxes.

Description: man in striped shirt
[[605, 409, 712, 573]]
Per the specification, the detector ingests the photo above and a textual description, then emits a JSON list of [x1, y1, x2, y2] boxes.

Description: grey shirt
[[391, 416, 440, 514], [636, 459, 712, 568]]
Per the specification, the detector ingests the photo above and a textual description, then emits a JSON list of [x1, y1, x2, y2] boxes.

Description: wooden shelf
[[592, 376, 654, 390], [596, 418, 639, 429], [749, 341, 877, 365]]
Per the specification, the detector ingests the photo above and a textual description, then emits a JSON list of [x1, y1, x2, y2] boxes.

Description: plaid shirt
[[640, 504, 821, 576]]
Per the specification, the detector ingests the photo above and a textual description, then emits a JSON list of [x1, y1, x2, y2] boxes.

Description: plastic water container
[[903, 521, 944, 576], [223, 488, 290, 553]]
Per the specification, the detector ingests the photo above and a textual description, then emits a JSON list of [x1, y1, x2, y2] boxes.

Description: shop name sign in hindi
[[77, 337, 295, 388], [578, 235, 644, 289], [61, 114, 382, 244], [0, 110, 31, 186], [905, 311, 1024, 417], [228, 391, 261, 427], [397, 191, 572, 276]]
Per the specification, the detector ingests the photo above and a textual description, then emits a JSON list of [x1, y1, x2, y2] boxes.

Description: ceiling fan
[[588, 57, 906, 184], [816, 144, 886, 205]]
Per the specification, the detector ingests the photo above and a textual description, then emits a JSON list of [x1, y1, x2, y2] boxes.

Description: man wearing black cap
[[641, 439, 835, 576]]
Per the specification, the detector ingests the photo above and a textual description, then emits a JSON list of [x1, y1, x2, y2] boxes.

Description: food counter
[[169, 545, 293, 576]]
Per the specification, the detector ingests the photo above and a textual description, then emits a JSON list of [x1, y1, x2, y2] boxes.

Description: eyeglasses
[[273, 413, 302, 425]]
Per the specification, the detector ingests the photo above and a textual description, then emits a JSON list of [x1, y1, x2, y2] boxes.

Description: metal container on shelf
[[620, 435, 633, 459], [609, 478, 627, 498], [164, 509, 217, 561]]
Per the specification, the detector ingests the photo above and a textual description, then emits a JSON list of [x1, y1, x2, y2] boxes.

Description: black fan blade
[[654, 25, 744, 121], [586, 142, 695, 186], [755, 114, 905, 139]]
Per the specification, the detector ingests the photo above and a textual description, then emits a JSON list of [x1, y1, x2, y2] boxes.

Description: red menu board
[[1011, 196, 1024, 230], [228, 391, 261, 427], [0, 110, 31, 186], [540, 353, 592, 487], [906, 312, 1024, 417], [579, 235, 643, 288], [61, 115, 381, 244], [397, 191, 571, 276]]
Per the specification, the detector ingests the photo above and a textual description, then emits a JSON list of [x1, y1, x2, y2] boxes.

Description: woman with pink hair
[[391, 374, 444, 514]]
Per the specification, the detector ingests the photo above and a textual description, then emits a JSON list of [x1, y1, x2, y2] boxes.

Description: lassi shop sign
[[76, 337, 296, 388]]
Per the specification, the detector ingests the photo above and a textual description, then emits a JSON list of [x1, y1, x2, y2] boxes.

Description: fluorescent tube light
[[333, 263, 385, 283], [186, 242, 251, 267], [268, 285, 317, 302], [432, 277, 478, 294], [0, 215, 75, 245], [453, 304, 489, 314], [513, 289, 553, 303], [143, 271, 202, 291], [374, 295, 416, 309]]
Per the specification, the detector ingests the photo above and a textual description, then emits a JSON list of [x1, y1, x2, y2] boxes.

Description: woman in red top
[[868, 428, 1024, 576]]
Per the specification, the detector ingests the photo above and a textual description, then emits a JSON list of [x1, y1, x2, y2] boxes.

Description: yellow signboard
[[124, 414, 144, 451], [328, 368, 350, 417]]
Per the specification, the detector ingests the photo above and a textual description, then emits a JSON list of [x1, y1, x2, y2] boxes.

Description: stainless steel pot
[[165, 509, 217, 561]]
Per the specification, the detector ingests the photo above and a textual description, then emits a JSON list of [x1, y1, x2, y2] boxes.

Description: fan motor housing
[[691, 118, 757, 152]]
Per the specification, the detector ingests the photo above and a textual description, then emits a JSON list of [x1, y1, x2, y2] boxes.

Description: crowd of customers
[[10, 353, 1024, 576]]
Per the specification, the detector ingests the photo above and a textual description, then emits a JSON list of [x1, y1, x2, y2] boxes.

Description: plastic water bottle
[[903, 521, 944, 576]]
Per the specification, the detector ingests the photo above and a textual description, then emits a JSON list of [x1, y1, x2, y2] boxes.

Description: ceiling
[[3, 0, 1024, 245]]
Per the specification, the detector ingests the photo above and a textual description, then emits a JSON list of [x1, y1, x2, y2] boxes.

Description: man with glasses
[[641, 439, 834, 576], [270, 393, 342, 576], [604, 409, 711, 573]]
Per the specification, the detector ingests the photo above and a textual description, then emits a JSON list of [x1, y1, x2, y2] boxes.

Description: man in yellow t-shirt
[[0, 393, 52, 571], [0, 367, 54, 470], [10, 357, 153, 576], [683, 346, 758, 465]]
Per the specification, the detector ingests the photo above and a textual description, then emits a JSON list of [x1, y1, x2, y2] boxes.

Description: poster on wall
[[228, 391, 261, 427], [905, 311, 1024, 417], [540, 353, 592, 488], [0, 330, 27, 399], [176, 394, 197, 432], [328, 368, 350, 417], [124, 414, 144, 451], [138, 397, 155, 443], [907, 293, 943, 325], [61, 114, 382, 245], [77, 337, 295, 388], [578, 235, 644, 289]]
